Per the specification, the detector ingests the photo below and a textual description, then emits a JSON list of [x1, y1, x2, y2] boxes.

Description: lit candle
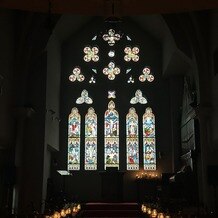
[[77, 204, 81, 210], [157, 213, 165, 218], [60, 209, 66, 217], [147, 208, 152, 215], [53, 212, 60, 218], [141, 204, 144, 211], [151, 209, 158, 217], [66, 208, 71, 214], [73, 206, 77, 213], [142, 205, 147, 213]]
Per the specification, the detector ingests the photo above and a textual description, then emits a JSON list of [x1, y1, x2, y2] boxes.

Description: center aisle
[[79, 202, 144, 218]]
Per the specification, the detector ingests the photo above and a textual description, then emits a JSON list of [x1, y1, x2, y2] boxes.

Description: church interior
[[1, 1, 218, 217]]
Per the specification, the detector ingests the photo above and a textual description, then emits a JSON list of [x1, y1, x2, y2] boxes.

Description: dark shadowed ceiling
[[0, 0, 218, 15]]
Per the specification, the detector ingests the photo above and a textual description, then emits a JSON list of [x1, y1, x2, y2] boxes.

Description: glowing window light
[[83, 46, 99, 62]]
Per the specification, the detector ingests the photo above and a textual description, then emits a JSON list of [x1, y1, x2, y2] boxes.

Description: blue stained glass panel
[[68, 107, 80, 170], [105, 138, 119, 169], [104, 101, 119, 169], [143, 138, 156, 170], [143, 107, 156, 170], [126, 107, 139, 170], [68, 138, 80, 170], [85, 107, 97, 170]]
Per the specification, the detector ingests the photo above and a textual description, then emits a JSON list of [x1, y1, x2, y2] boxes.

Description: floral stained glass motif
[[85, 108, 97, 170], [76, 90, 93, 104], [68, 107, 81, 170], [126, 68, 132, 74], [89, 76, 96, 84], [130, 90, 147, 104], [108, 91, 116, 99], [143, 108, 156, 170], [104, 101, 119, 169], [83, 46, 99, 62], [69, 67, 85, 82], [103, 29, 121, 46], [126, 108, 139, 170], [108, 50, 115, 57], [124, 47, 139, 62], [126, 35, 132, 41], [139, 67, 154, 82], [103, 62, 120, 80], [127, 76, 134, 83], [92, 35, 97, 41], [92, 69, 97, 74]]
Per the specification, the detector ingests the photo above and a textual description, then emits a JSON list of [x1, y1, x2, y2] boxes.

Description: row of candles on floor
[[141, 204, 170, 218], [136, 172, 160, 180], [45, 203, 81, 218]]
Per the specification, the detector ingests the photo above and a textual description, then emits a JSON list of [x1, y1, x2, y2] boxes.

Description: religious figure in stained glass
[[68, 107, 81, 170], [126, 108, 139, 170], [104, 101, 119, 169], [143, 108, 156, 170], [85, 108, 97, 170]]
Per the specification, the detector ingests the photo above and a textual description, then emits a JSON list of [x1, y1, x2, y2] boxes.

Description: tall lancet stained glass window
[[143, 107, 156, 170], [68, 107, 81, 170], [104, 101, 119, 169], [85, 107, 97, 170], [126, 108, 139, 170]]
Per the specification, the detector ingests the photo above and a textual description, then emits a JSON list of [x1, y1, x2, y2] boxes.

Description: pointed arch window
[[85, 107, 97, 170], [104, 101, 119, 169], [143, 107, 156, 170], [68, 107, 81, 170], [126, 107, 139, 170]]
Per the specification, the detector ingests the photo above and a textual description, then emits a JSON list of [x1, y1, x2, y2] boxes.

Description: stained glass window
[[68, 107, 81, 170], [143, 107, 156, 170], [126, 108, 139, 170], [103, 62, 120, 80], [130, 90, 147, 104], [67, 25, 158, 172], [85, 107, 97, 170], [104, 101, 119, 169], [69, 67, 85, 82], [124, 47, 139, 62], [76, 89, 93, 104], [103, 29, 121, 46], [83, 46, 99, 62], [139, 67, 154, 82]]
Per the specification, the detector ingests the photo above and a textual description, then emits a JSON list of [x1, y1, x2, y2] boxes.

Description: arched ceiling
[[0, 0, 218, 15]]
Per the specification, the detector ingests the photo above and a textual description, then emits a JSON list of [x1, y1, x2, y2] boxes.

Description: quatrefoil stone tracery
[[103, 62, 120, 80], [69, 67, 85, 82], [124, 47, 139, 62], [83, 46, 99, 62]]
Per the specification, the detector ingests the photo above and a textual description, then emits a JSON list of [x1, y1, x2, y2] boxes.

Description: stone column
[[13, 107, 35, 214], [194, 106, 211, 212]]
